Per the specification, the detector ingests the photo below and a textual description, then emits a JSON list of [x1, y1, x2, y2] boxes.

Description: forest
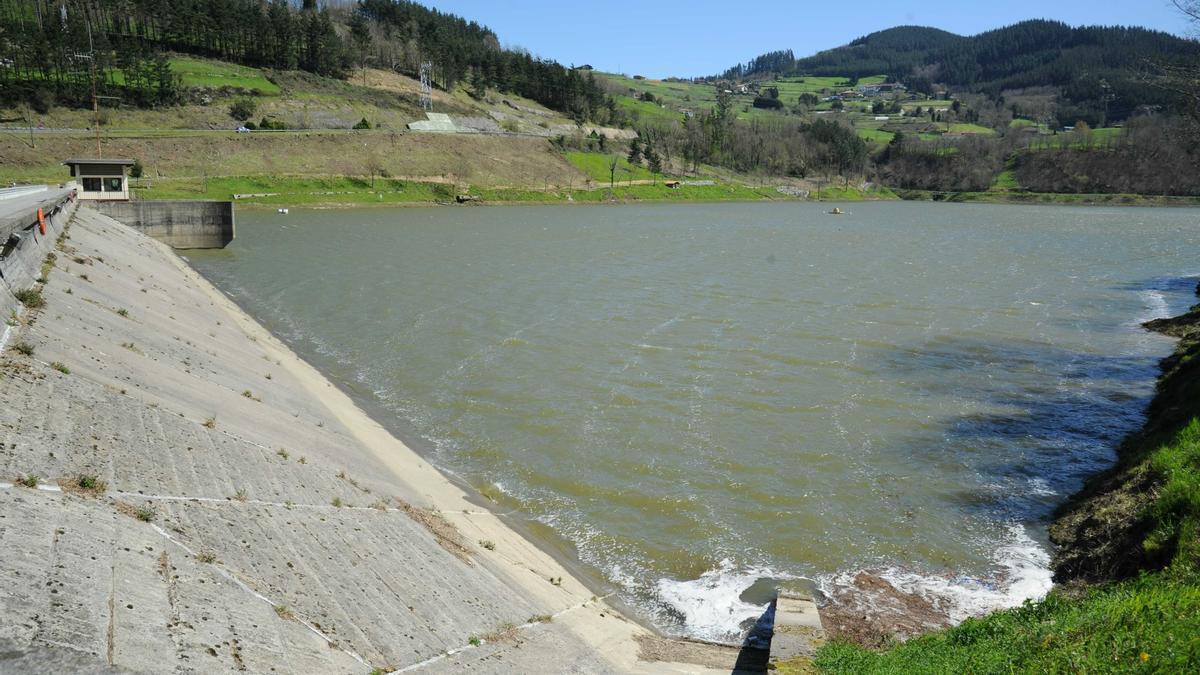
[[0, 0, 612, 122]]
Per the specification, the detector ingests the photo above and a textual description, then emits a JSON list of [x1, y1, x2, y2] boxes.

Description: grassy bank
[[806, 286, 1200, 673], [134, 174, 897, 206]]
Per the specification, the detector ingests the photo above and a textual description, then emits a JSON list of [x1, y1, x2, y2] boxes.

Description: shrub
[[229, 97, 257, 121], [352, 117, 371, 130], [12, 342, 34, 356], [13, 289, 44, 308]]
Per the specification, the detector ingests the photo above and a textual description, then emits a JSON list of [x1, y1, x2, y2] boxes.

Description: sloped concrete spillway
[[0, 208, 762, 673]]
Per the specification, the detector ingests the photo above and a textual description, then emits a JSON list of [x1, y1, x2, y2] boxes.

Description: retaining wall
[[90, 200, 234, 249], [0, 192, 77, 344]]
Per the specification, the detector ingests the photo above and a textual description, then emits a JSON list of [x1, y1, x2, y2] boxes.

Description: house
[[63, 158, 137, 201]]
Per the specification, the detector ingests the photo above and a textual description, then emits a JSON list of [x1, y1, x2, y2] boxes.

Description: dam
[[0, 191, 827, 672]]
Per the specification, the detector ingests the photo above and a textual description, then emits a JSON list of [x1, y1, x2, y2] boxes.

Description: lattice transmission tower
[[419, 62, 433, 112]]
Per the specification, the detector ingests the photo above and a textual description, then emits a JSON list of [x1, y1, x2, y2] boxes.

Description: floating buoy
[[829, 207, 843, 215], [277, 208, 289, 215], [37, 208, 46, 235]]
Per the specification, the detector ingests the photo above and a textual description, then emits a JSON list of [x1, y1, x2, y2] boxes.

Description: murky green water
[[188, 201, 1200, 640]]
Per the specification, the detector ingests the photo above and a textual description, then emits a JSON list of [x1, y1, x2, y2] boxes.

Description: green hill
[[720, 21, 1200, 124]]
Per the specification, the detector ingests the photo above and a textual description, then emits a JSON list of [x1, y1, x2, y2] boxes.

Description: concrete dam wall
[[0, 187, 77, 335], [90, 200, 235, 249]]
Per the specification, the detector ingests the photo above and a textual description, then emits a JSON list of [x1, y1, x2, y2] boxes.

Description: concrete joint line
[[148, 523, 371, 668], [391, 593, 615, 673]]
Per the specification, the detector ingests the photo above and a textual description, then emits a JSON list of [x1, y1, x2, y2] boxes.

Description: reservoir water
[[187, 201, 1200, 641]]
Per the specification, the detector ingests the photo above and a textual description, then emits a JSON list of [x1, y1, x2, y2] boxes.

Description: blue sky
[[421, 0, 1192, 78]]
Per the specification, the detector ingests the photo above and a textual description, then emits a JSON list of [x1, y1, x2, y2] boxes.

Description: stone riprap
[[0, 208, 727, 674]]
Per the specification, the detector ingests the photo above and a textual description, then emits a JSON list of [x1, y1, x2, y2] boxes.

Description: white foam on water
[[1135, 289, 1171, 324], [830, 523, 1052, 624], [654, 559, 785, 642]]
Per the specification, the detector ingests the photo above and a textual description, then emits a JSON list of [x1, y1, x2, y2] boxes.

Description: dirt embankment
[[1050, 280, 1200, 583]]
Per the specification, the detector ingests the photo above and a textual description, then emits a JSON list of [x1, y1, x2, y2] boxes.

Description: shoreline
[[0, 205, 743, 672]]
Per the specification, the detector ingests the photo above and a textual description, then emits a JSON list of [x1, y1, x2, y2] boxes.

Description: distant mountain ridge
[[719, 20, 1200, 122]]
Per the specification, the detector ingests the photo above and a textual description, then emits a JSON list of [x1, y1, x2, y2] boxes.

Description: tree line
[[0, 0, 613, 123]]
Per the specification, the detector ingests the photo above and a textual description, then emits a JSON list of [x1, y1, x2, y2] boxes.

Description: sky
[[420, 0, 1193, 78]]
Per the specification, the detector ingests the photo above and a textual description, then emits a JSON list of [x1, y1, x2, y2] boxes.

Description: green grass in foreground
[[813, 417, 1200, 674]]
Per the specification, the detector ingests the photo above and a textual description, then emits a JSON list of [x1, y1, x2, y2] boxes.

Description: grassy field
[[0, 131, 583, 187], [168, 56, 282, 94], [564, 151, 660, 182]]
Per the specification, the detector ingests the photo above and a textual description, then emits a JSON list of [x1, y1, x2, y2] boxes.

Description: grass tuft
[[13, 289, 45, 308], [50, 361, 69, 374]]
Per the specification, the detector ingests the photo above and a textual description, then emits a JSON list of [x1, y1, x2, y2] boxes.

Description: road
[[0, 185, 73, 240]]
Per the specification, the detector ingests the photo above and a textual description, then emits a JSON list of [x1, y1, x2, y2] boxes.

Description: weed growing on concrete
[[16, 474, 39, 488], [40, 252, 56, 278], [241, 389, 260, 401], [274, 605, 294, 620], [11, 342, 34, 356], [527, 614, 553, 624], [331, 496, 344, 508], [468, 636, 482, 647], [233, 488, 248, 502], [135, 506, 156, 522], [6, 310, 17, 327], [61, 474, 107, 496], [482, 622, 519, 643], [336, 470, 347, 480], [371, 499, 389, 511], [50, 362, 69, 374], [276, 448, 289, 460], [116, 308, 129, 318], [13, 289, 45, 308], [479, 539, 496, 551], [196, 551, 218, 564], [202, 417, 216, 429], [298, 457, 307, 464]]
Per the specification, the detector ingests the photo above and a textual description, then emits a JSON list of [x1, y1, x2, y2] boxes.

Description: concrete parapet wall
[[0, 193, 76, 343], [90, 200, 234, 249]]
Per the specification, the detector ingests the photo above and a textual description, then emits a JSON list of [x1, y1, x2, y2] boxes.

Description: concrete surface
[[88, 201, 234, 249], [769, 592, 826, 663], [0, 186, 75, 345], [0, 207, 730, 674]]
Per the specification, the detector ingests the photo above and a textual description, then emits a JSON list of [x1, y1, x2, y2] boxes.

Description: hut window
[[82, 177, 101, 192]]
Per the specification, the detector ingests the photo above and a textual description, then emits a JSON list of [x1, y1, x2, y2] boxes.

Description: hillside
[[720, 21, 1200, 124]]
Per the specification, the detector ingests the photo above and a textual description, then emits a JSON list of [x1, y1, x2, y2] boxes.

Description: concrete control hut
[[63, 158, 136, 201]]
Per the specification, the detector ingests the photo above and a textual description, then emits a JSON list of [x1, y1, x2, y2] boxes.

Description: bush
[[752, 96, 784, 110], [229, 97, 257, 121], [352, 117, 371, 130], [258, 116, 287, 130], [13, 289, 44, 308], [130, 159, 144, 179]]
